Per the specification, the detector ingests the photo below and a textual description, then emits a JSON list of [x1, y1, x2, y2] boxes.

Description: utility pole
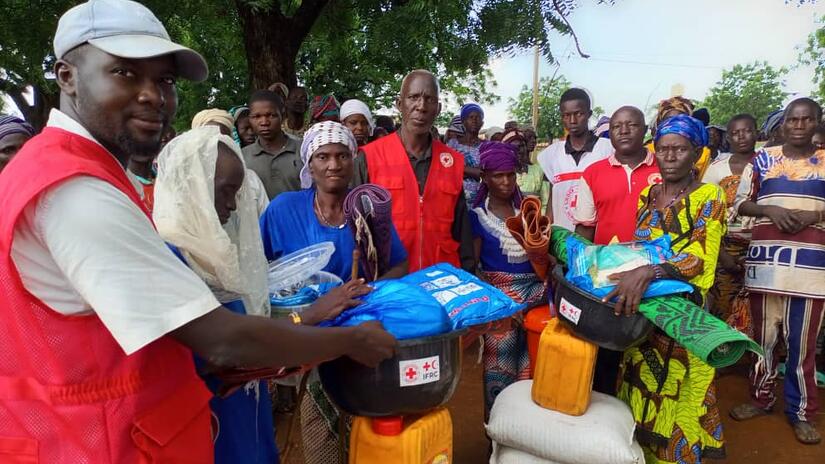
[[531, 45, 540, 128]]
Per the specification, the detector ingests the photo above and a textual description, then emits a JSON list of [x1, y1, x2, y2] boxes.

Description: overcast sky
[[471, 0, 825, 127]]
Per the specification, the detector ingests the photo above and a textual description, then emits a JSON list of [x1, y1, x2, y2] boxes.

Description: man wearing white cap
[[0, 1, 396, 463]]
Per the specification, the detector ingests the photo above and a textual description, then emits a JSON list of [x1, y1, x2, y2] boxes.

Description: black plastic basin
[[553, 266, 654, 351], [318, 329, 465, 417]]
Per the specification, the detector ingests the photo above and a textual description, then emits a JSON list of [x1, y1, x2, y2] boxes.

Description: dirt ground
[[278, 343, 825, 463]]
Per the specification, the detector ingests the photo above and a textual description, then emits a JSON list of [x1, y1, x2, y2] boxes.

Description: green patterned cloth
[[549, 226, 762, 368]]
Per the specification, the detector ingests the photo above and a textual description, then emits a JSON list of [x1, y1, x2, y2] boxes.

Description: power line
[[578, 56, 725, 70]]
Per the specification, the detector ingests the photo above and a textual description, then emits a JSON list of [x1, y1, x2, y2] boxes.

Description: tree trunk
[[234, 0, 330, 91]]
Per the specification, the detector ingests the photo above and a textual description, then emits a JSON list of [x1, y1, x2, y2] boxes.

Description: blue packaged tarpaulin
[[319, 264, 525, 339], [565, 235, 693, 300], [318, 279, 451, 339], [401, 264, 526, 330]]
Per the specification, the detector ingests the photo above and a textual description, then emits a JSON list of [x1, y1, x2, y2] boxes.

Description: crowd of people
[[0, 1, 823, 463]]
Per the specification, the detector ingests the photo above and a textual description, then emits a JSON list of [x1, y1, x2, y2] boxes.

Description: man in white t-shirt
[[537, 88, 612, 231], [0, 1, 395, 462]]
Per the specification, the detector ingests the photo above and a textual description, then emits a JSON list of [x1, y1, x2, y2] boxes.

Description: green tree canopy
[[0, 0, 610, 131], [699, 61, 788, 127], [799, 14, 825, 100]]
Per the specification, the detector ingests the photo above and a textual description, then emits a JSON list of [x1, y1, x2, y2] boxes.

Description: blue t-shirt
[[260, 188, 408, 281], [469, 206, 534, 274]]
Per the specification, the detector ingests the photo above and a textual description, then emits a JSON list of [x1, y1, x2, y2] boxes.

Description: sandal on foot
[[792, 421, 822, 445], [729, 403, 770, 421]]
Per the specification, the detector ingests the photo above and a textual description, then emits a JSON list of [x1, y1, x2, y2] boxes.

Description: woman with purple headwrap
[[469, 141, 547, 419], [448, 103, 485, 205], [0, 115, 35, 173]]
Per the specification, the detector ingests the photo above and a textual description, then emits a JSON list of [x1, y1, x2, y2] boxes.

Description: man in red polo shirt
[[572, 105, 661, 395], [574, 106, 661, 244]]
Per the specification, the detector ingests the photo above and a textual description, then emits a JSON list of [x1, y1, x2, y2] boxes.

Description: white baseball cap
[[54, 0, 208, 82]]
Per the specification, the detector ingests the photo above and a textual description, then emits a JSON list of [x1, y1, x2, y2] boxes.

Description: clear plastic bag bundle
[[565, 235, 693, 300], [401, 264, 526, 330]]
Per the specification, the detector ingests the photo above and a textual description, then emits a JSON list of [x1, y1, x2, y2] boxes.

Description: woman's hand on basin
[[303, 279, 372, 326], [602, 265, 655, 317]]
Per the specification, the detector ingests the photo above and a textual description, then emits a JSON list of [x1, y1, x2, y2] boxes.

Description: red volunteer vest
[[0, 128, 213, 463], [362, 133, 464, 272]]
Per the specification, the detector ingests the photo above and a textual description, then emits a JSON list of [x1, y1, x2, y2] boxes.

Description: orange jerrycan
[[523, 304, 552, 374], [531, 317, 597, 416], [349, 408, 453, 463]]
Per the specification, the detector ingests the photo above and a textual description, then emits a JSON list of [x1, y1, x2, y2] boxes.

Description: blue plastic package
[[401, 264, 526, 330], [318, 280, 452, 340], [565, 235, 693, 299]]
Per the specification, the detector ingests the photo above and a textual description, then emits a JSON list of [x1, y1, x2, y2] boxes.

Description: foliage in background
[[0, 0, 608, 130], [799, 14, 825, 101], [699, 61, 788, 127], [508, 76, 570, 140]]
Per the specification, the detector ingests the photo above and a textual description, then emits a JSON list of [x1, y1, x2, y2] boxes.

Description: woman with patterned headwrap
[[610, 114, 727, 464], [309, 95, 341, 124], [259, 121, 408, 463], [762, 108, 785, 148], [647, 97, 714, 181], [445, 114, 465, 142], [229, 106, 257, 148], [0, 114, 35, 173], [448, 103, 485, 204], [470, 141, 547, 418]]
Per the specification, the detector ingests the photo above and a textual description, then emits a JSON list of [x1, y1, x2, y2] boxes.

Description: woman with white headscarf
[[259, 121, 408, 463], [153, 126, 279, 463], [192, 108, 269, 216], [259, 121, 408, 281], [339, 99, 374, 146]]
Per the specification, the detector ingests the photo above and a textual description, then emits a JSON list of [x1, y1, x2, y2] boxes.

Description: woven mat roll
[[344, 184, 393, 282], [506, 196, 551, 280]]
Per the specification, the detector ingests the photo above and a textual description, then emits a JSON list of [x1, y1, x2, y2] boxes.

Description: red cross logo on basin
[[405, 367, 417, 380]]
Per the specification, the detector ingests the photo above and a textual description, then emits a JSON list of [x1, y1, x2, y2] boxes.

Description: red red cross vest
[[0, 127, 213, 463], [361, 133, 464, 272]]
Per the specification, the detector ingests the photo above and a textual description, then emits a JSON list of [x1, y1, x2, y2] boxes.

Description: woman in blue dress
[[469, 141, 548, 419], [260, 121, 408, 464]]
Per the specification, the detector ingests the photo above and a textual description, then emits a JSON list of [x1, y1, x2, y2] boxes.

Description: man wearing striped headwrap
[[0, 115, 35, 173]]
